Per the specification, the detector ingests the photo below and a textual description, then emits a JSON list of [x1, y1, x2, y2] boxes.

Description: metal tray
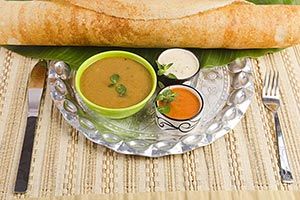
[[48, 57, 253, 157]]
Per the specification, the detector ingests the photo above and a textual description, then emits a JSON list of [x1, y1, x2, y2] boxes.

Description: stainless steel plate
[[48, 58, 254, 157]]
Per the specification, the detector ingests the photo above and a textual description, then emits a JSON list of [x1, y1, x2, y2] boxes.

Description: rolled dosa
[[63, 0, 249, 20], [0, 0, 300, 49]]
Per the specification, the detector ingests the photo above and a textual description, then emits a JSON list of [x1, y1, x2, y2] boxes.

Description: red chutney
[[158, 87, 201, 120]]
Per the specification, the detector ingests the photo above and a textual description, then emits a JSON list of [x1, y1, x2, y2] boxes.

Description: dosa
[[0, 0, 300, 49]]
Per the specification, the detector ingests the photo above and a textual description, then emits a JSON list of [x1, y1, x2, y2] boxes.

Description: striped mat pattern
[[0, 46, 300, 199]]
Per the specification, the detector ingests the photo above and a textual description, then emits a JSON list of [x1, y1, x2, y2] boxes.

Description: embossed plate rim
[[47, 58, 254, 157]]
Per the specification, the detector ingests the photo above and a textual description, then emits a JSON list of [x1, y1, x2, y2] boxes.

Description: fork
[[262, 71, 293, 184]]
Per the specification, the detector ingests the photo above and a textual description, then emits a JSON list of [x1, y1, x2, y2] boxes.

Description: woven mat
[[0, 46, 300, 200]]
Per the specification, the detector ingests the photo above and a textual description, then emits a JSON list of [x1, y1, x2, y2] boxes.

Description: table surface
[[0, 46, 300, 200]]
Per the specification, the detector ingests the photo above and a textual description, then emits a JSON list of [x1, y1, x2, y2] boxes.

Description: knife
[[14, 60, 47, 193]]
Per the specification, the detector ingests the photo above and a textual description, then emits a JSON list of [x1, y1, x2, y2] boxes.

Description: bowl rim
[[155, 84, 204, 121], [75, 50, 157, 112]]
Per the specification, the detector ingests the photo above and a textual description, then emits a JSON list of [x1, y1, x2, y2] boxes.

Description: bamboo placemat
[[0, 46, 300, 200]]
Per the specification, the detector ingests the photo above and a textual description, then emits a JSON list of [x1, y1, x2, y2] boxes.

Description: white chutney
[[158, 48, 200, 80]]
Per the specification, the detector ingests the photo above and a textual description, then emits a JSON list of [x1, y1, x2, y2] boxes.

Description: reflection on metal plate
[[48, 58, 254, 157]]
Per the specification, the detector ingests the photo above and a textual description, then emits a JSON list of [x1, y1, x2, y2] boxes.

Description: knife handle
[[14, 117, 37, 193]]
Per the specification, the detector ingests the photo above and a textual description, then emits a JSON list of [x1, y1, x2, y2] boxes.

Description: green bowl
[[75, 51, 157, 119]]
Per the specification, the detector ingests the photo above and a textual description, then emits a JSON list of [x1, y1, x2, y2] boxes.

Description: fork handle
[[274, 113, 293, 184]]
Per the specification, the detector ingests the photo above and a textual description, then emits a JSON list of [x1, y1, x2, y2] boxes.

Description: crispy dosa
[[0, 0, 300, 49], [63, 0, 249, 20]]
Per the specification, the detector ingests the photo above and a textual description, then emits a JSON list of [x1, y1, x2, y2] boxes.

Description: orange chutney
[[158, 87, 201, 120]]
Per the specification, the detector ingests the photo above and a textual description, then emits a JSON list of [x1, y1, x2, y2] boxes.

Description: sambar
[[80, 57, 153, 108]]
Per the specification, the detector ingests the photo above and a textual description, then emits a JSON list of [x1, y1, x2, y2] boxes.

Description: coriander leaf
[[167, 96, 177, 103], [156, 60, 163, 70], [163, 89, 173, 96], [155, 93, 165, 101], [110, 74, 120, 84], [157, 69, 165, 76], [156, 61, 175, 77], [165, 63, 173, 70], [157, 105, 171, 114], [116, 84, 127, 96], [155, 89, 178, 114], [108, 74, 127, 96]]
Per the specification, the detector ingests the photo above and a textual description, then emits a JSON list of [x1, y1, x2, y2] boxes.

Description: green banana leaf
[[3, 0, 300, 69], [4, 46, 281, 70]]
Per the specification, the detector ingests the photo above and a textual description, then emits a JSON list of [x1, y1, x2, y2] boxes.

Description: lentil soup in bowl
[[75, 51, 157, 119]]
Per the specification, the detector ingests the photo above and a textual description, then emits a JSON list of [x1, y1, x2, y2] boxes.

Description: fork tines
[[263, 70, 279, 97]]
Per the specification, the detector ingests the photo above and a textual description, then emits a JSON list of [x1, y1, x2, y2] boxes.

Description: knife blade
[[14, 60, 47, 193]]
